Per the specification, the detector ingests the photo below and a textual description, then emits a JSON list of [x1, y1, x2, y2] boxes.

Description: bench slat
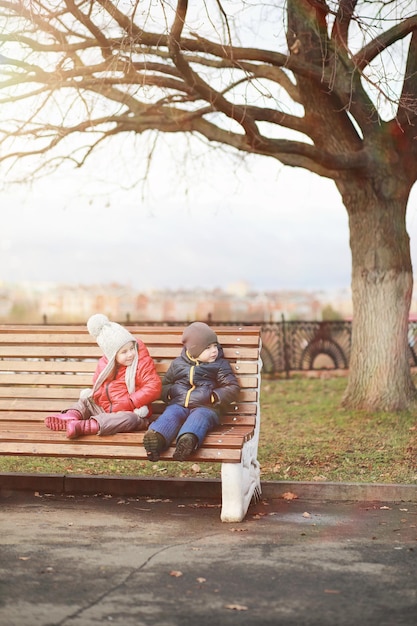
[[0, 325, 260, 338], [0, 346, 260, 360], [0, 388, 256, 403], [0, 414, 257, 429], [0, 330, 260, 346], [1, 427, 254, 447], [0, 373, 258, 389], [0, 441, 244, 462], [0, 360, 259, 375]]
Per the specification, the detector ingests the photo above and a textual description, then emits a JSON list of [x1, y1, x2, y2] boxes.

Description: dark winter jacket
[[161, 346, 240, 416], [92, 339, 162, 413]]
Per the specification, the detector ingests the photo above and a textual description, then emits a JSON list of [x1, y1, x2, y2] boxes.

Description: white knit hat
[[87, 313, 136, 360], [86, 314, 138, 397]]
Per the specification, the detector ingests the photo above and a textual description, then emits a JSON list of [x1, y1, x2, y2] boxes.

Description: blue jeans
[[150, 404, 219, 448]]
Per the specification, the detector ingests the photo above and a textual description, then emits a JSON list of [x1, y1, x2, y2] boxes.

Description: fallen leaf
[[169, 570, 183, 577], [400, 508, 408, 512], [302, 512, 311, 518], [196, 577, 206, 583], [191, 463, 201, 473], [380, 506, 391, 510], [282, 491, 298, 500], [18, 556, 30, 561], [224, 604, 248, 611]]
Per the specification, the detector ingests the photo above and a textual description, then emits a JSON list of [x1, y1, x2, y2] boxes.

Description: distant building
[[0, 281, 355, 323]]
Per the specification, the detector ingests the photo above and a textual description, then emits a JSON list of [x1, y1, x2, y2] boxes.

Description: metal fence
[[259, 320, 352, 375], [260, 319, 417, 375]]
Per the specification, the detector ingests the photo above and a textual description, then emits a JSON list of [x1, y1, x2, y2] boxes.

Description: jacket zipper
[[184, 364, 196, 408]]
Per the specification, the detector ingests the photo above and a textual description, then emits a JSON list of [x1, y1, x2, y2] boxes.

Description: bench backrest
[[0, 325, 261, 430]]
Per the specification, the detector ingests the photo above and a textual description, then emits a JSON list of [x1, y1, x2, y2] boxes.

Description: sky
[[2, 2, 416, 296], [2, 132, 417, 294]]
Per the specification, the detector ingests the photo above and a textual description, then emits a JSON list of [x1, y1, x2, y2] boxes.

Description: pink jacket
[[92, 339, 161, 414]]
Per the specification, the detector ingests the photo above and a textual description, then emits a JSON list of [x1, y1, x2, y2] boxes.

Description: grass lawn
[[1, 375, 416, 484]]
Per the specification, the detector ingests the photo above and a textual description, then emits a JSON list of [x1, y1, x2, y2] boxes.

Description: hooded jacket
[[92, 339, 161, 413], [161, 345, 240, 415]]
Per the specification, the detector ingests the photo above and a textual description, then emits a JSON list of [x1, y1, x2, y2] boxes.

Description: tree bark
[[339, 176, 416, 410]]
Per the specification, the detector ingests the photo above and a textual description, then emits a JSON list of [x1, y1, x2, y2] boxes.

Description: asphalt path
[[1, 489, 416, 626]]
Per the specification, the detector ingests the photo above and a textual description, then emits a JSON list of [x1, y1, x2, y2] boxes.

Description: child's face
[[116, 341, 136, 367], [197, 342, 218, 363]]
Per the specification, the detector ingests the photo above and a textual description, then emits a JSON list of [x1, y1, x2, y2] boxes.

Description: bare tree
[[1, 0, 417, 410]]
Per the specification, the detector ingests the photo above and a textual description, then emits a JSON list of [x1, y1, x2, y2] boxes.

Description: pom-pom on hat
[[182, 322, 218, 358], [87, 313, 136, 360]]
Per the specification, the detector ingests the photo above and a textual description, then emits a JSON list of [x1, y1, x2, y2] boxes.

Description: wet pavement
[[0, 488, 416, 626]]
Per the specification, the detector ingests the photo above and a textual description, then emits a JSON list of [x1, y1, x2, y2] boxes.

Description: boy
[[144, 321, 240, 461]]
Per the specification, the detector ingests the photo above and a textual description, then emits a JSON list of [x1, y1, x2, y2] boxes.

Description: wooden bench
[[0, 324, 262, 522]]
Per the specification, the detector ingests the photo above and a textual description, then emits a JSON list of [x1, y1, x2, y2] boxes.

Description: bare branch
[[331, 0, 358, 48], [353, 14, 417, 71], [167, 0, 266, 150], [0, 0, 416, 185], [397, 28, 417, 128]]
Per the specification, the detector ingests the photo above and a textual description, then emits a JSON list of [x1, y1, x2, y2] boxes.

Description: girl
[[44, 314, 161, 439]]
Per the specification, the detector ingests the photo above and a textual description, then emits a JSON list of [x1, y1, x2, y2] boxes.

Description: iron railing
[[260, 319, 417, 375], [259, 320, 352, 376]]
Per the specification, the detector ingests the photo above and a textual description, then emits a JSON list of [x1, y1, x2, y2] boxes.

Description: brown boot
[[66, 418, 99, 439], [173, 433, 198, 460], [45, 409, 82, 431], [143, 430, 166, 461]]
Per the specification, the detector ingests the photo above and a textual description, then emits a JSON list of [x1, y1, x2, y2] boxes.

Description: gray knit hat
[[182, 322, 218, 358]]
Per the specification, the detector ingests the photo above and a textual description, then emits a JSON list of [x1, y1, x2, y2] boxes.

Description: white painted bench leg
[[220, 439, 261, 522]]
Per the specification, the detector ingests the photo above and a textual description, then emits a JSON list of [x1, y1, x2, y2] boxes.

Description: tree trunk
[[339, 177, 416, 410]]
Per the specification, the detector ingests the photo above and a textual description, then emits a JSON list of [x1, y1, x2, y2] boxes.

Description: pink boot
[[66, 418, 99, 439], [44, 409, 82, 431]]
